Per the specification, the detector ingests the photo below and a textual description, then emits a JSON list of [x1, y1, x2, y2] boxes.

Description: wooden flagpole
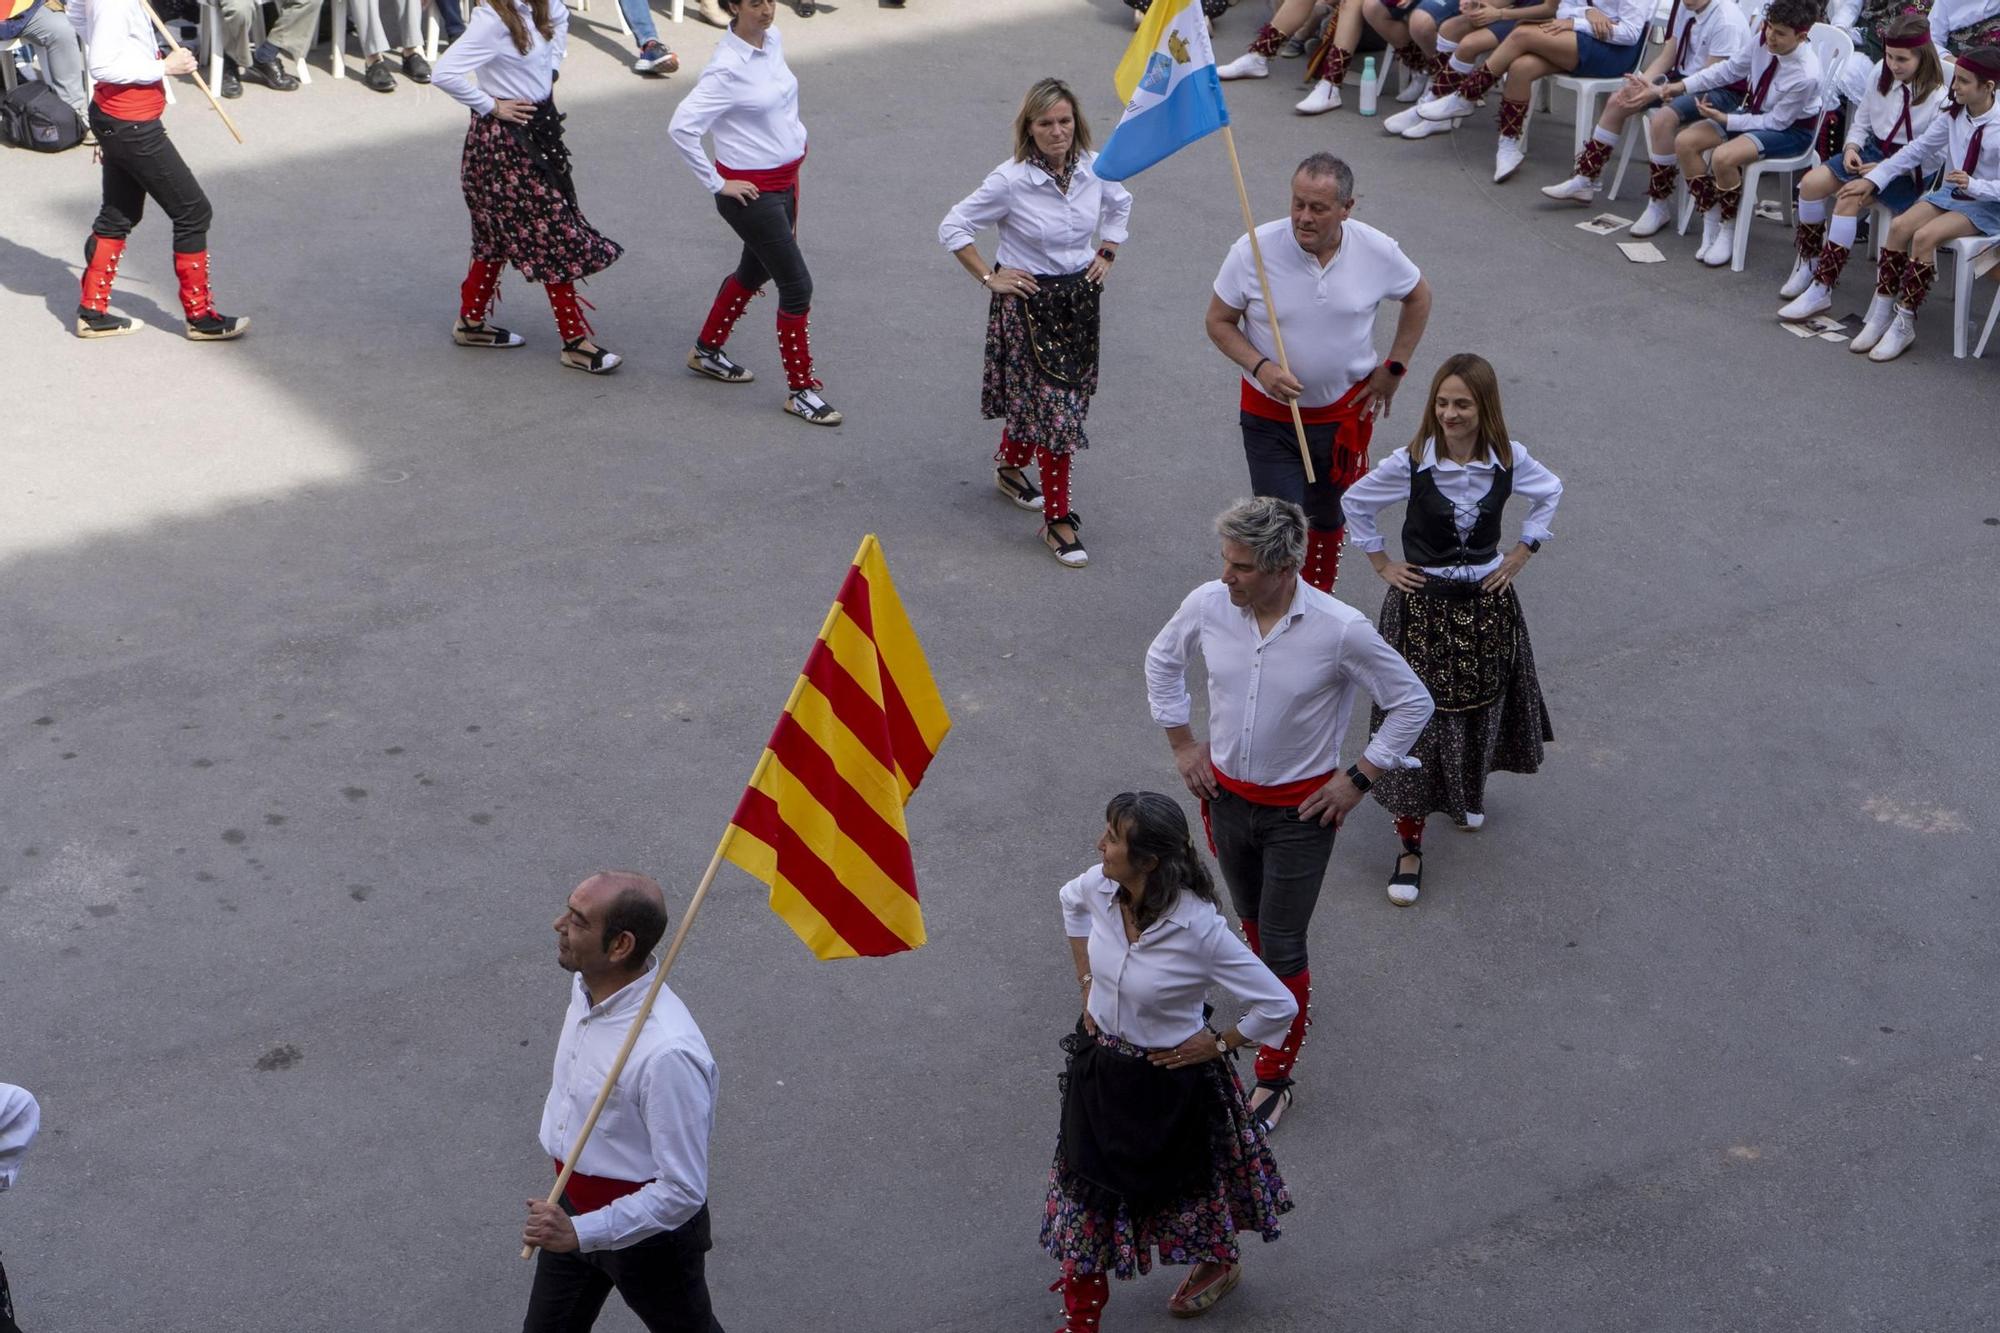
[[142, 5, 246, 145], [525, 543, 870, 1259], [1219, 124, 1314, 484]]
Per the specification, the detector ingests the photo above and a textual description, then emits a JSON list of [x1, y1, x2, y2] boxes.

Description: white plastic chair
[[1542, 15, 1665, 163], [323, 0, 442, 79], [1975, 275, 1999, 358], [1867, 204, 2000, 356]]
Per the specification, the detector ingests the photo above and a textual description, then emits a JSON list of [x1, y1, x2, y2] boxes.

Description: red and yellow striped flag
[[720, 536, 951, 960]]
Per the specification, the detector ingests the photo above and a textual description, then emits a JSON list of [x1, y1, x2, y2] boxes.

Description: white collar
[[1416, 439, 1500, 473], [575, 961, 658, 1019], [1090, 872, 1199, 931], [721, 26, 773, 59]]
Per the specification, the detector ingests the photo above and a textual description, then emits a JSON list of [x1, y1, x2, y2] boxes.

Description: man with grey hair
[[1144, 497, 1433, 1131], [1205, 153, 1433, 593]]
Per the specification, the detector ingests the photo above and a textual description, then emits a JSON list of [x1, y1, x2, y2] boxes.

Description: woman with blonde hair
[[1340, 354, 1561, 906], [940, 77, 1133, 568], [432, 0, 625, 373]]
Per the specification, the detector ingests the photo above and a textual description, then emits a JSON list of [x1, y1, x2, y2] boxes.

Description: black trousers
[[1, 1251, 19, 1333], [521, 1203, 723, 1333], [1206, 789, 1337, 977], [715, 187, 811, 314], [1239, 410, 1346, 532], [87, 107, 213, 253]]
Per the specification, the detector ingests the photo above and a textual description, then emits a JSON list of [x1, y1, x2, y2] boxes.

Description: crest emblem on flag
[[1139, 52, 1172, 95]]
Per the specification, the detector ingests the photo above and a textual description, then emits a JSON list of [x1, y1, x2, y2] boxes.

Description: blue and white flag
[[1095, 0, 1231, 182]]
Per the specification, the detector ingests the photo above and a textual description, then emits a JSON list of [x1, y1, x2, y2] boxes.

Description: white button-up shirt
[[538, 966, 718, 1252], [669, 26, 808, 195], [1212, 219, 1422, 408], [1933, 0, 2000, 49], [1666, 0, 1750, 80], [432, 0, 566, 119], [67, 0, 165, 88], [1342, 441, 1565, 581], [0, 1084, 39, 1192], [937, 152, 1134, 275], [1145, 580, 1434, 783], [1846, 64, 1947, 153], [1061, 866, 1297, 1050], [1683, 37, 1823, 133], [1558, 0, 1651, 47], [1870, 103, 2000, 202]]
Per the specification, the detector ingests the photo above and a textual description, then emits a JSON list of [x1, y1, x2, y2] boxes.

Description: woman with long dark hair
[[939, 77, 1132, 569], [670, 0, 840, 426], [1044, 792, 1296, 1328], [1340, 354, 1561, 906], [433, 0, 624, 373]]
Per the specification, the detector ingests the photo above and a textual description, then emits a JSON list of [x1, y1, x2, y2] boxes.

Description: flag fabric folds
[[1096, 0, 1231, 182], [721, 535, 951, 960]]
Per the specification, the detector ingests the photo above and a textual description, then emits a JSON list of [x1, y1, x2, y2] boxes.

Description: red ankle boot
[[174, 251, 248, 341], [1050, 1272, 1108, 1332], [76, 235, 135, 339]]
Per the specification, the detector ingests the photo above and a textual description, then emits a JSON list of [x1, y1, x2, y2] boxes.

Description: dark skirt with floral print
[[1041, 1027, 1292, 1280], [981, 275, 1099, 456], [1367, 581, 1553, 825], [460, 109, 622, 286]]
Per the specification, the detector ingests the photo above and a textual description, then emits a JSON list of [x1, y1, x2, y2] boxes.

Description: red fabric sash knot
[[552, 1159, 651, 1214]]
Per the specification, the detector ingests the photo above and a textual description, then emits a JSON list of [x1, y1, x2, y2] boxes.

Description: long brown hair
[[1879, 15, 1945, 101], [1408, 353, 1512, 469], [1104, 792, 1217, 933], [484, 0, 555, 57], [1012, 78, 1094, 164]]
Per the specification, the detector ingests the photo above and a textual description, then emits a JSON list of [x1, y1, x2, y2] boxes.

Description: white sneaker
[[1296, 79, 1341, 113], [1278, 34, 1307, 57], [1419, 88, 1475, 121], [1401, 112, 1458, 139], [1629, 198, 1673, 238], [1396, 70, 1425, 102], [1867, 307, 1917, 362], [1850, 293, 1895, 352], [1383, 101, 1429, 134], [1133, 5, 1143, 26], [1540, 174, 1598, 203], [1778, 255, 1816, 299], [1218, 51, 1270, 80], [1459, 811, 1485, 831], [1696, 212, 1728, 266], [1776, 282, 1832, 321], [1493, 136, 1526, 182]]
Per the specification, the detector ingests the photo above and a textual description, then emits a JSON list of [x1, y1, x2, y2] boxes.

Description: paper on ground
[[1618, 241, 1666, 263], [1577, 213, 1632, 235]]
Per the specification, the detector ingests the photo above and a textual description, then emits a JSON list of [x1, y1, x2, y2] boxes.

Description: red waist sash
[[553, 1158, 651, 1213], [717, 148, 806, 195], [93, 80, 166, 121], [1212, 765, 1336, 808], [1240, 373, 1370, 426]]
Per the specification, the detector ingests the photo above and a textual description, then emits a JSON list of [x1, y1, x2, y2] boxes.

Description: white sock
[[1592, 126, 1620, 149], [1435, 36, 1458, 56], [1798, 196, 1829, 225], [1828, 213, 1858, 248], [1448, 55, 1478, 75], [1649, 152, 1675, 166]]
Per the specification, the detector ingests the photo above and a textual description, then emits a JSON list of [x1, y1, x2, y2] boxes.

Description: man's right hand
[[164, 48, 197, 77], [1173, 739, 1219, 800], [1254, 359, 1304, 403]]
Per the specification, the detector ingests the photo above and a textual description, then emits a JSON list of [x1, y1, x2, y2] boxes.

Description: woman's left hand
[[490, 98, 536, 125], [1148, 1030, 1223, 1070], [1480, 545, 1532, 593]]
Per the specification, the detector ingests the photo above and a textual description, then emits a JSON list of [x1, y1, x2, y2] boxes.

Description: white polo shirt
[[1212, 218, 1422, 409]]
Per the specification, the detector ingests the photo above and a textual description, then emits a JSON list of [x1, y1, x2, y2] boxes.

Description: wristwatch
[[1344, 763, 1374, 793], [1214, 1032, 1230, 1056], [1525, 539, 1542, 553], [1096, 247, 1118, 263], [1384, 360, 1407, 377]]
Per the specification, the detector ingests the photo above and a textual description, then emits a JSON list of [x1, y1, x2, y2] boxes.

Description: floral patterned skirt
[[460, 111, 622, 286], [981, 283, 1098, 456], [1368, 581, 1553, 823], [1040, 1028, 1292, 1280]]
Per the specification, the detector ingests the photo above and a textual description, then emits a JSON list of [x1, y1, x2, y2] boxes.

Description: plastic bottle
[[1358, 56, 1379, 116]]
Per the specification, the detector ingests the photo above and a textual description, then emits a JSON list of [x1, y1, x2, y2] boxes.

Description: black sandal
[[453, 317, 524, 349], [560, 337, 621, 374], [1387, 849, 1422, 906], [994, 466, 1043, 511], [1248, 1076, 1293, 1132], [1041, 512, 1087, 568]]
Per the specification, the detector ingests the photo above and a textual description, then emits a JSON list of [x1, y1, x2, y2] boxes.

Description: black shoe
[[794, 0, 815, 13], [363, 58, 396, 92], [1386, 849, 1422, 906], [219, 56, 243, 98], [186, 310, 249, 341], [402, 50, 432, 82], [244, 53, 300, 90], [75, 305, 137, 339]]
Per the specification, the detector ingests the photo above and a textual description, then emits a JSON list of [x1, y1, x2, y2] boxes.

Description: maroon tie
[[1965, 123, 1986, 176], [1890, 86, 1913, 144], [1746, 53, 1777, 114]]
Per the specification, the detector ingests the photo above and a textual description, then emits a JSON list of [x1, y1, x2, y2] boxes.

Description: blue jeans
[[617, 0, 658, 47]]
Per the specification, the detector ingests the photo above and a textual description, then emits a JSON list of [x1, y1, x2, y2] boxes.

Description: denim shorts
[[1406, 0, 1458, 24], [1731, 122, 1814, 159], [1829, 135, 1920, 212], [1668, 86, 1743, 125], [1571, 33, 1643, 78]]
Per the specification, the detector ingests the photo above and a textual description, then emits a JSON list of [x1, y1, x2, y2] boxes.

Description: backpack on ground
[[1, 79, 84, 153]]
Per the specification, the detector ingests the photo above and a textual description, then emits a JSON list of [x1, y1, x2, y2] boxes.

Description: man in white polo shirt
[[1205, 153, 1433, 593]]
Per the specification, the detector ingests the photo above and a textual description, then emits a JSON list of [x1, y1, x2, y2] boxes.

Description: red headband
[[1882, 31, 1930, 49], [1958, 48, 2000, 82]]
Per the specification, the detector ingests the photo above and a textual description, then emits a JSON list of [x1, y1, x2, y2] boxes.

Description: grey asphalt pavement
[[2, 1, 1996, 1330]]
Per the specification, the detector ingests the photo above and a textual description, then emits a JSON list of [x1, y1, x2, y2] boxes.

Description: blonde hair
[[1408, 354, 1513, 469], [1012, 78, 1093, 163]]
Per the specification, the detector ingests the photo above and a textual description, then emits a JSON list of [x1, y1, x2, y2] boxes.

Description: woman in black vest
[[1340, 353, 1562, 907]]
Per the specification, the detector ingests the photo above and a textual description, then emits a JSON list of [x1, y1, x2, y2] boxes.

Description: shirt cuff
[[1350, 533, 1387, 553], [1099, 224, 1130, 245], [1723, 112, 1749, 133], [1150, 703, 1192, 728], [1862, 165, 1894, 191], [1519, 523, 1553, 546], [1361, 739, 1422, 772], [1571, 16, 1589, 31], [471, 92, 497, 117], [571, 1209, 611, 1253]]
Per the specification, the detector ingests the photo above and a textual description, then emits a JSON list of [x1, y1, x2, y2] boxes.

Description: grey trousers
[[216, 0, 325, 64], [1205, 789, 1337, 978], [350, 0, 419, 57], [16, 2, 87, 119]]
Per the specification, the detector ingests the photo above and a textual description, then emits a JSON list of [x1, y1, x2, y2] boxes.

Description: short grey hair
[[1294, 152, 1354, 203], [1215, 497, 1307, 573]]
